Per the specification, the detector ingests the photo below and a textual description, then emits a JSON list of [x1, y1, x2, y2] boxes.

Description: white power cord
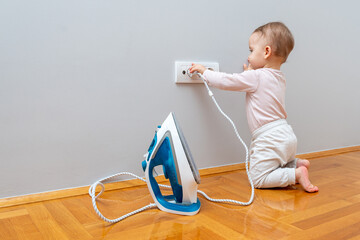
[[89, 172, 156, 223], [194, 71, 254, 206], [89, 172, 174, 223], [89, 71, 254, 223]]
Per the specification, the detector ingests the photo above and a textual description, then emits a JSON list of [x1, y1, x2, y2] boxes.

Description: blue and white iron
[[89, 70, 254, 224], [142, 112, 201, 215]]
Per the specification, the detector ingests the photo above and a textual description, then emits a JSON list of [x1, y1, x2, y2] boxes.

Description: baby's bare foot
[[295, 166, 319, 193], [296, 158, 310, 169]]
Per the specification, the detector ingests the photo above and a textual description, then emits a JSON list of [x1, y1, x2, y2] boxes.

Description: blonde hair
[[253, 22, 294, 63]]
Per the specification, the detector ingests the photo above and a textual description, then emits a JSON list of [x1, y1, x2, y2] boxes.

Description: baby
[[190, 22, 318, 193]]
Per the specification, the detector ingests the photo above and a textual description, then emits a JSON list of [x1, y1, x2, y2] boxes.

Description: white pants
[[249, 119, 297, 188]]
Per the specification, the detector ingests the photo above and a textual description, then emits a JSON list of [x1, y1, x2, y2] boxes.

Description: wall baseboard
[[1, 145, 358, 208], [295, 145, 360, 159]]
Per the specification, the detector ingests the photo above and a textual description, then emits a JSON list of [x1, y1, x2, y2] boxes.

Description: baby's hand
[[243, 63, 253, 71], [189, 63, 207, 74]]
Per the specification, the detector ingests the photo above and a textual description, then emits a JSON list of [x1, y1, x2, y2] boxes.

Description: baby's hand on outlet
[[189, 63, 206, 74]]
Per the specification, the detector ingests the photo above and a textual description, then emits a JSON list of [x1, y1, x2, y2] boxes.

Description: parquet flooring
[[1, 151, 360, 239]]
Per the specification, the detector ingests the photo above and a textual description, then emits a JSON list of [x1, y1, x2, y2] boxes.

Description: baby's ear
[[264, 46, 272, 59]]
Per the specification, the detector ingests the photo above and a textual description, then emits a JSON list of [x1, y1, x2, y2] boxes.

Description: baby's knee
[[250, 167, 296, 189], [253, 181, 263, 189], [249, 171, 264, 189]]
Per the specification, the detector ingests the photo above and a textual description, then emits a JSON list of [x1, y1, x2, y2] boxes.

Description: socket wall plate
[[175, 61, 219, 83]]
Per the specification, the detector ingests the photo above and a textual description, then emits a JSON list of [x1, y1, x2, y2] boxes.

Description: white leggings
[[249, 119, 297, 188]]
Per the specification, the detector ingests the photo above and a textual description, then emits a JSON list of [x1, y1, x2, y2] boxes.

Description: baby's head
[[248, 22, 294, 69]]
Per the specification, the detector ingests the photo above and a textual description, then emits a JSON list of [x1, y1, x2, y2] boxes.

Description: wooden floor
[[1, 151, 360, 240]]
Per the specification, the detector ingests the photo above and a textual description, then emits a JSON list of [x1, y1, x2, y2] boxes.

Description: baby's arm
[[189, 63, 258, 92], [203, 68, 258, 92]]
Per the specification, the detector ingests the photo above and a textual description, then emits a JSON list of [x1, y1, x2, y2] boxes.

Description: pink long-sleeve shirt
[[203, 68, 287, 133]]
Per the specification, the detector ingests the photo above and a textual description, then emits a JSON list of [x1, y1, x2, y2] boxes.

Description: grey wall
[[1, 0, 359, 198]]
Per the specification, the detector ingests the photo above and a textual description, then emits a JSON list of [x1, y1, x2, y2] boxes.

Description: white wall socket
[[175, 61, 219, 83]]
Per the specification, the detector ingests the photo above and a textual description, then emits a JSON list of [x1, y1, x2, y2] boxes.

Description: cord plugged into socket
[[175, 62, 219, 83]]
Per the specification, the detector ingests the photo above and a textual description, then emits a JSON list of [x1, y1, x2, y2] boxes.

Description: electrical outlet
[[175, 61, 219, 83]]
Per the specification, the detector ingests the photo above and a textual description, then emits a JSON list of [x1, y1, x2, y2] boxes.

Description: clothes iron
[[90, 86, 254, 223], [142, 112, 201, 215]]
